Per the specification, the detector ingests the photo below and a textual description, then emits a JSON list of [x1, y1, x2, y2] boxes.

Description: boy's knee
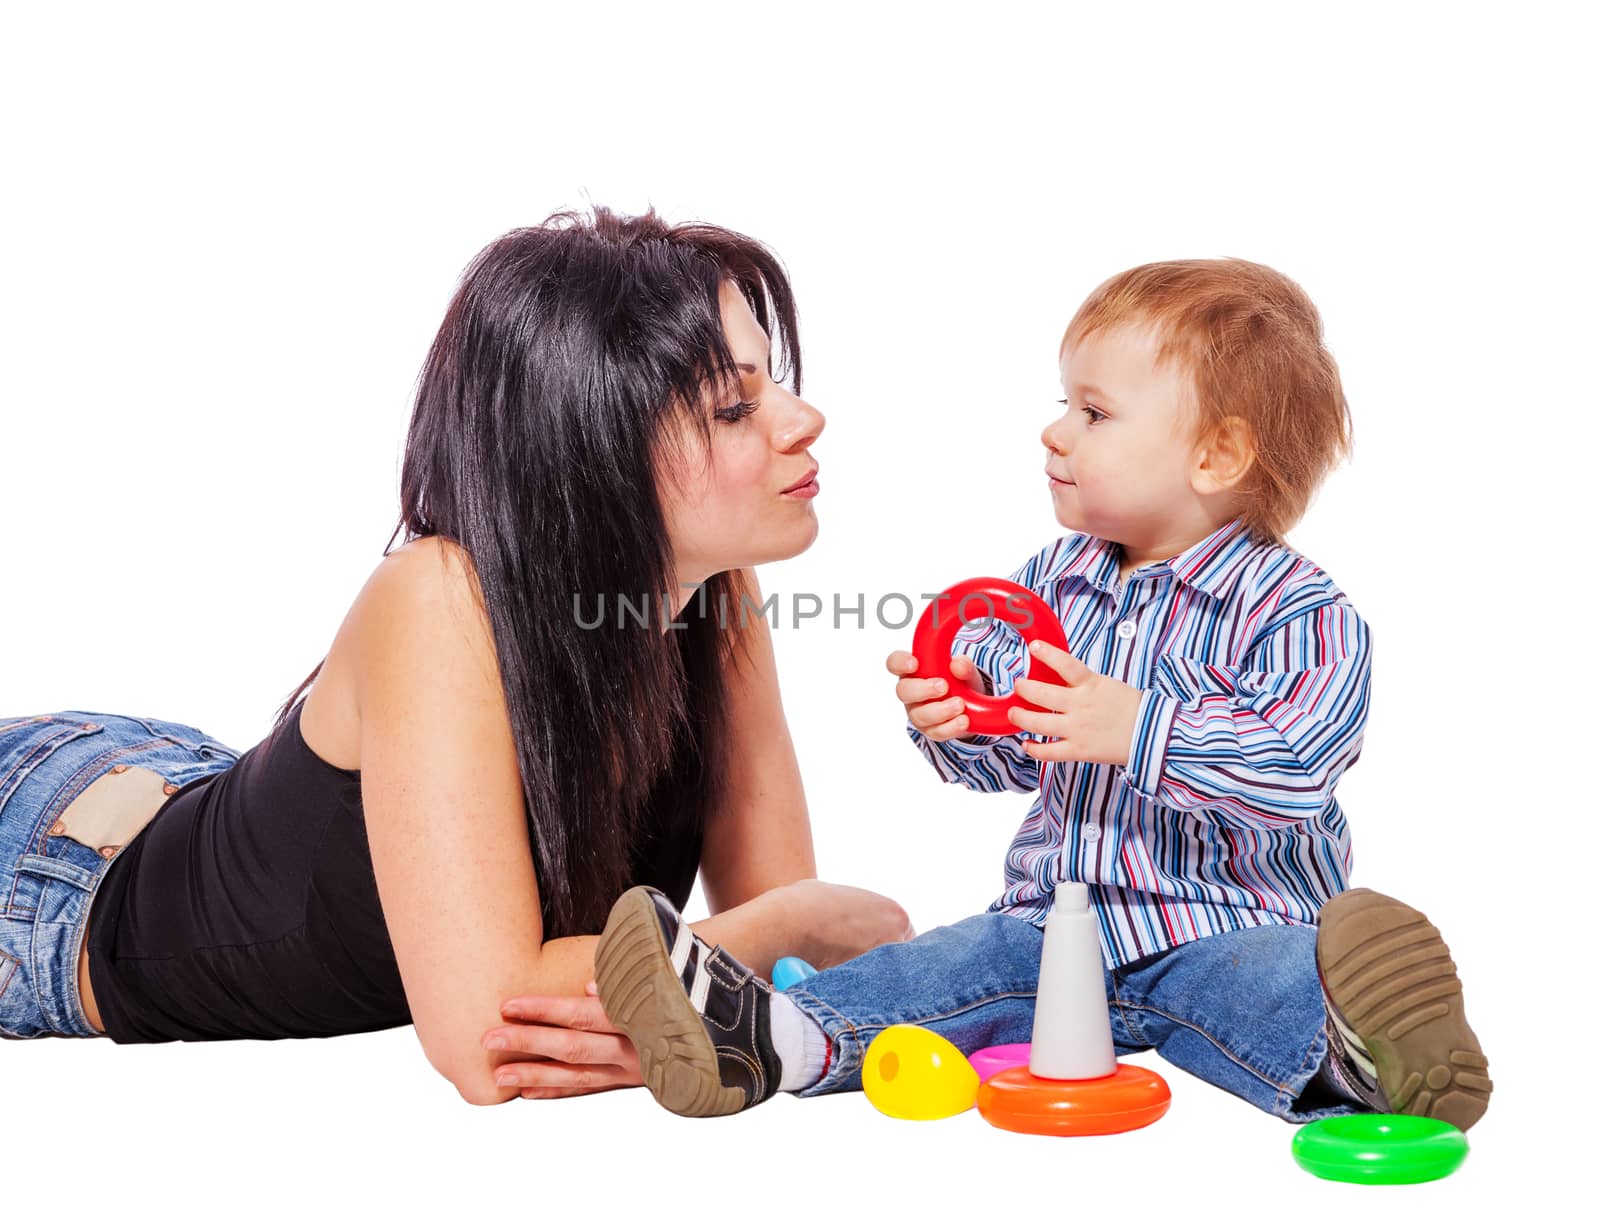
[[1236, 923, 1316, 970], [1192, 925, 1318, 1010], [948, 910, 1043, 954]]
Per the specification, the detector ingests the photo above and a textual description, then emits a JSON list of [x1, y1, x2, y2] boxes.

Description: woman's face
[[658, 278, 825, 586]]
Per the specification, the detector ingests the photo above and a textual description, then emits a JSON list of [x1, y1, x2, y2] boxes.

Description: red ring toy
[[910, 577, 1070, 736]]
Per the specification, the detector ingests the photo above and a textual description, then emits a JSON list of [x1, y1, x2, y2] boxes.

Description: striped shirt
[[909, 515, 1372, 969]]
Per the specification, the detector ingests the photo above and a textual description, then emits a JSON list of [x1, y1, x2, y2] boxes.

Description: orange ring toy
[[976, 1063, 1172, 1136]]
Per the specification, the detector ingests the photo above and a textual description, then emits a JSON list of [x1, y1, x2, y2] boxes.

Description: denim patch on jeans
[[0, 711, 239, 1039]]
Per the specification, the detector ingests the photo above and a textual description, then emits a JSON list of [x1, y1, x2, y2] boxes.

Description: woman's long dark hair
[[272, 205, 803, 939]]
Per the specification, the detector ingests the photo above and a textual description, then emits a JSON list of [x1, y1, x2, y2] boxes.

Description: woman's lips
[[782, 468, 819, 497]]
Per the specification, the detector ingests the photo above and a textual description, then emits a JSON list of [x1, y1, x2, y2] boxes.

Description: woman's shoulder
[[309, 536, 501, 769], [353, 534, 493, 670], [373, 534, 479, 595], [354, 535, 486, 625]]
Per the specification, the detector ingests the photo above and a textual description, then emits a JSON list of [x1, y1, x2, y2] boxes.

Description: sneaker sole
[[593, 887, 749, 1118], [1317, 887, 1492, 1131]]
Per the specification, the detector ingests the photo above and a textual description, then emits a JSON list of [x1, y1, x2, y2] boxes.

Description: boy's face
[[1042, 319, 1211, 554]]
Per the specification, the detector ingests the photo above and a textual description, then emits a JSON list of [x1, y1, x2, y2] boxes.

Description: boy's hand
[[886, 649, 988, 742], [1009, 640, 1143, 766]]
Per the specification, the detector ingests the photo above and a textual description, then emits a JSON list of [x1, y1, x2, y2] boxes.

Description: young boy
[[591, 258, 1492, 1131]]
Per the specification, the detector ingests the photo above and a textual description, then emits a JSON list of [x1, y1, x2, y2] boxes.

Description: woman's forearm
[[529, 934, 603, 995], [688, 884, 804, 977], [528, 885, 803, 995]]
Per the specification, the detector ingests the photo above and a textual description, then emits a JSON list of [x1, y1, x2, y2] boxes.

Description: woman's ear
[[1191, 415, 1257, 495]]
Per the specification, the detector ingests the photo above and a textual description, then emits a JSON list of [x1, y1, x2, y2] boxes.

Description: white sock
[[770, 992, 829, 1091]]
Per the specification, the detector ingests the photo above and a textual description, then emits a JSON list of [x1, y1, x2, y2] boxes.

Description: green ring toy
[[1291, 1114, 1469, 1185]]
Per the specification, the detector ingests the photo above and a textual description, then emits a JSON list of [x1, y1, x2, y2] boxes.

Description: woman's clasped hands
[[483, 986, 641, 1100]]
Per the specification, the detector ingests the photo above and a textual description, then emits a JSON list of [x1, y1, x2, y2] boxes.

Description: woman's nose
[[777, 393, 825, 450]]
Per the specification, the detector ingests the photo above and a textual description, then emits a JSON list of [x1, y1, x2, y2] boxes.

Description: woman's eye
[[715, 399, 760, 423]]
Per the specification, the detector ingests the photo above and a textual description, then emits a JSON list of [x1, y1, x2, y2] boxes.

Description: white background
[[2, 2, 1591, 1209]]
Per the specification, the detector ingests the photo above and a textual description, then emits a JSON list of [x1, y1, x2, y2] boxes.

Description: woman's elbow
[[442, 1053, 519, 1105], [454, 1075, 519, 1106], [421, 1037, 519, 1106]]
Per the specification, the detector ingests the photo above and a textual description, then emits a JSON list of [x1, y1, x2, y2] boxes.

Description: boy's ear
[[1192, 415, 1257, 495]]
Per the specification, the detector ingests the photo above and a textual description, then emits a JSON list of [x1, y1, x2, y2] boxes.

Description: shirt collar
[[1050, 516, 1260, 602]]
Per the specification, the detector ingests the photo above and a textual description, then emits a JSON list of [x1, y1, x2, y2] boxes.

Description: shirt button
[[1115, 620, 1136, 640], [1083, 823, 1103, 841]]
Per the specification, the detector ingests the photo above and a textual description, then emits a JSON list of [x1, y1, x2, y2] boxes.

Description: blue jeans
[[783, 910, 1367, 1123], [0, 710, 240, 1039]]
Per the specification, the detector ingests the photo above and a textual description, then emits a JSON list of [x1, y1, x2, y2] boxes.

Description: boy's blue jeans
[[783, 911, 1366, 1123]]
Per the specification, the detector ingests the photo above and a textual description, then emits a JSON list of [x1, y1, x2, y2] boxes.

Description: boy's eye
[[715, 399, 760, 423], [1059, 397, 1105, 424]]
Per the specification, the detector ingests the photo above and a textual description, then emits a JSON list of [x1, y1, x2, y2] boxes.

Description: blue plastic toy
[[771, 956, 817, 990]]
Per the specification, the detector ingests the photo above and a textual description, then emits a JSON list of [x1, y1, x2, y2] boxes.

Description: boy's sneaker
[[1316, 887, 1492, 1131], [592, 885, 782, 1117]]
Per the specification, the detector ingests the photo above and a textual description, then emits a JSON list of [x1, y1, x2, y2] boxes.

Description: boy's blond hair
[[1060, 258, 1352, 545]]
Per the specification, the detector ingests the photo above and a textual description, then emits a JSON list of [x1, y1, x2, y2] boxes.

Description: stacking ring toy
[[910, 577, 1071, 735], [967, 1042, 1032, 1084], [1290, 1114, 1469, 1185], [862, 1024, 981, 1120], [976, 1062, 1171, 1136]]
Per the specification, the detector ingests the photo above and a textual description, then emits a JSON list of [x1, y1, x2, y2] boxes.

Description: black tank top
[[85, 697, 703, 1043]]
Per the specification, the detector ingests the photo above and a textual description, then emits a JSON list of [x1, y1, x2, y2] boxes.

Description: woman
[[0, 206, 912, 1104]]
